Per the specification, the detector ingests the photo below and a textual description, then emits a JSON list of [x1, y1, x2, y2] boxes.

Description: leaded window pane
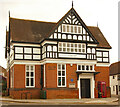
[[58, 71, 61, 76], [58, 77, 61, 85], [31, 78, 34, 86], [62, 77, 65, 85]]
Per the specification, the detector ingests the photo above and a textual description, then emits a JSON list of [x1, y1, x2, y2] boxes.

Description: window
[[77, 65, 94, 71], [67, 25, 69, 32], [113, 86, 115, 91], [26, 65, 35, 87], [57, 64, 66, 87], [63, 25, 66, 32], [113, 76, 115, 79], [62, 24, 82, 34], [118, 75, 120, 80], [58, 42, 86, 53]]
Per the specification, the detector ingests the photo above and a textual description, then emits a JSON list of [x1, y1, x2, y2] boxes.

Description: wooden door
[[80, 79, 91, 98]]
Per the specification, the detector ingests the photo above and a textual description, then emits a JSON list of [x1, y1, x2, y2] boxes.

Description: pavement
[[0, 96, 119, 105]]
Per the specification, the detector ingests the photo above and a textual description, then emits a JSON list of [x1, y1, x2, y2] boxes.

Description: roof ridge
[[10, 17, 57, 24]]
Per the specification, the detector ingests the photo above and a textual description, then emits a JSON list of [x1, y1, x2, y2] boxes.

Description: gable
[[48, 8, 98, 43]]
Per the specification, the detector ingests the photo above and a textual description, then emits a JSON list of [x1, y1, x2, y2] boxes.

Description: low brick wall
[[45, 88, 79, 99], [9, 88, 41, 99]]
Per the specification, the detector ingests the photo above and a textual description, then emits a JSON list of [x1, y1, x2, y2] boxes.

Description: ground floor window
[[26, 65, 35, 87], [57, 64, 66, 87]]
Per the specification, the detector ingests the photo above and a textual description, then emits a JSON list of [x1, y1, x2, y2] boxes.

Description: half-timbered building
[[5, 6, 111, 99]]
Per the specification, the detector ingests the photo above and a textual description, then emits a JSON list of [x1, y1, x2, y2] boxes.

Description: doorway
[[80, 79, 91, 98]]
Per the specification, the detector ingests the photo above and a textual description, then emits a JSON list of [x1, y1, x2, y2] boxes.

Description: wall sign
[[69, 83, 75, 88], [71, 79, 73, 82], [48, 66, 56, 70]]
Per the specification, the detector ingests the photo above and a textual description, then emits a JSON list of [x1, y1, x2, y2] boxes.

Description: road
[[1, 100, 118, 107]]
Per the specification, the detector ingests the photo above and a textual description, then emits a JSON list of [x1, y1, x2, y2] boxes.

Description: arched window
[[73, 35, 77, 40], [47, 46, 52, 51], [87, 48, 91, 53], [92, 48, 95, 53], [53, 46, 57, 52]]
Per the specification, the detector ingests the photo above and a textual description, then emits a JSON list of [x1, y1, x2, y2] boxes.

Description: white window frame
[[58, 42, 86, 53], [57, 64, 66, 87], [25, 65, 35, 88], [62, 24, 82, 34], [77, 64, 94, 71]]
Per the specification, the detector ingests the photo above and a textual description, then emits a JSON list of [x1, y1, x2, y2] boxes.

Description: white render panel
[[33, 55, 40, 59], [103, 58, 108, 62], [96, 63, 110, 67], [24, 55, 32, 59], [87, 44, 97, 47], [15, 47, 23, 53], [13, 43, 40, 47], [33, 48, 40, 54], [97, 52, 102, 56], [24, 48, 32, 53], [41, 40, 57, 46], [96, 48, 110, 51], [15, 54, 23, 59], [103, 52, 108, 57], [97, 58, 102, 61], [59, 53, 86, 58]]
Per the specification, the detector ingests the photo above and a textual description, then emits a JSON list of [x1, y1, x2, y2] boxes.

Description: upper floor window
[[77, 64, 94, 71], [26, 65, 35, 87], [62, 24, 82, 34], [118, 75, 120, 80], [113, 76, 115, 79], [58, 42, 86, 53]]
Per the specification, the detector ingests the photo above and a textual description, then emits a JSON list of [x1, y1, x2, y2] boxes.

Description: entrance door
[[80, 79, 91, 98]]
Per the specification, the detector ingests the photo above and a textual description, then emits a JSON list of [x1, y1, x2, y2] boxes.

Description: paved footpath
[[0, 96, 119, 105]]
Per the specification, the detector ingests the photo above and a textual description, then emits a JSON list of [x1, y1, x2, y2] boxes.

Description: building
[[5, 5, 111, 99], [109, 61, 120, 95], [0, 66, 7, 78], [0, 66, 7, 96]]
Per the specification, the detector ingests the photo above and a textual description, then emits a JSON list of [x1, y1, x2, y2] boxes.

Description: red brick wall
[[8, 64, 41, 99], [46, 89, 79, 99], [35, 65, 41, 88], [94, 65, 110, 98], [44, 63, 79, 99], [45, 63, 57, 88], [66, 64, 77, 88], [10, 89, 40, 99], [95, 65, 109, 87], [14, 64, 25, 88]]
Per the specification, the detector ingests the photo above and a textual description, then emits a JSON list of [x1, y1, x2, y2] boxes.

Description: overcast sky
[[0, 0, 119, 68]]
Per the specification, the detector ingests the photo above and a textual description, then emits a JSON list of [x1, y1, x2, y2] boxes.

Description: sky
[[0, 0, 119, 68]]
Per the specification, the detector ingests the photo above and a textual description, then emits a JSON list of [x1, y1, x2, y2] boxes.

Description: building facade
[[110, 61, 120, 95], [5, 7, 111, 99]]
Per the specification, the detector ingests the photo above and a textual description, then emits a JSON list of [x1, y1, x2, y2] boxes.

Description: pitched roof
[[7, 8, 111, 49], [10, 18, 56, 43], [109, 61, 120, 75], [88, 26, 111, 49]]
